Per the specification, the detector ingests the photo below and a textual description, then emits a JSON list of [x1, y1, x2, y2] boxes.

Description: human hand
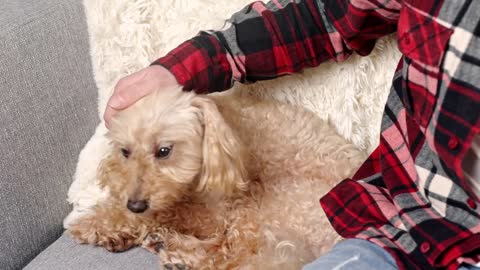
[[103, 65, 179, 128]]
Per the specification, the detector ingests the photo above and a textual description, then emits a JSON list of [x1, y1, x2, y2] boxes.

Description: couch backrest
[[0, 1, 98, 269]]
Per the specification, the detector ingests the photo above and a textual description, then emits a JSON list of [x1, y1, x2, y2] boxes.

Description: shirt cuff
[[151, 33, 233, 93]]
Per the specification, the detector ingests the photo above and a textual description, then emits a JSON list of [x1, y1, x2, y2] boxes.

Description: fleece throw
[[64, 0, 401, 227]]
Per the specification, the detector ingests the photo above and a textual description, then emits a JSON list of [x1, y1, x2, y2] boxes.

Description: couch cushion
[[24, 233, 159, 270], [0, 1, 98, 269]]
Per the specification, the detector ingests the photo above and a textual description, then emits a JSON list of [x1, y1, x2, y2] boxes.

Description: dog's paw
[[69, 225, 137, 253], [142, 233, 167, 253], [143, 233, 192, 270], [163, 262, 188, 270], [160, 253, 190, 270], [97, 231, 137, 252]]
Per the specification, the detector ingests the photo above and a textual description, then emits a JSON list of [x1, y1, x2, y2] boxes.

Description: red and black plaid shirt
[[153, 0, 480, 269]]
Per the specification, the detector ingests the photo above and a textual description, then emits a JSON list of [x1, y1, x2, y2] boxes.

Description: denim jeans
[[303, 239, 480, 270]]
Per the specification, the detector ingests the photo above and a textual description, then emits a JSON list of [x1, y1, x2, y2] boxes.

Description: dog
[[68, 86, 365, 269]]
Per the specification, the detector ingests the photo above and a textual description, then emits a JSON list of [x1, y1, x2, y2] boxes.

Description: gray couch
[[0, 1, 158, 269]]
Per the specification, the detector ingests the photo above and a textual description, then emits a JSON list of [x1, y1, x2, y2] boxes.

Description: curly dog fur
[[68, 87, 365, 269]]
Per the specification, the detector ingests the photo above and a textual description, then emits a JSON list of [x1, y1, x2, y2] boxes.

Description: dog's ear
[[96, 154, 114, 191], [192, 97, 249, 196]]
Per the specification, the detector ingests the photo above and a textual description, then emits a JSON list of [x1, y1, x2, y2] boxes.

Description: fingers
[[103, 69, 149, 127], [109, 69, 149, 110], [103, 106, 118, 129], [103, 65, 179, 128]]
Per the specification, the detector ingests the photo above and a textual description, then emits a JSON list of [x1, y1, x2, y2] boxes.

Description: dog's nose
[[126, 200, 149, 213]]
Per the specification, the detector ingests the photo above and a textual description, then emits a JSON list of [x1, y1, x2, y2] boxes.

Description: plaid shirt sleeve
[[151, 0, 399, 93]]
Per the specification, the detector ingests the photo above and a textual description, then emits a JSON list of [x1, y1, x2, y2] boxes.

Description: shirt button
[[448, 136, 459, 150], [420, 241, 430, 253], [467, 198, 477, 209]]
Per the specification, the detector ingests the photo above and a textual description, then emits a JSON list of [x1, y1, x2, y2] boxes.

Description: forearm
[[208, 1, 354, 83], [153, 0, 401, 93]]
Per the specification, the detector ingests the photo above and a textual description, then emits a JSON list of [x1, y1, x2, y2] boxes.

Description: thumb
[[107, 68, 150, 110], [107, 83, 153, 110], [107, 94, 126, 110]]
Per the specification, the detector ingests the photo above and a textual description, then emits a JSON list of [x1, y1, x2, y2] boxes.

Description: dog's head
[[100, 87, 248, 214]]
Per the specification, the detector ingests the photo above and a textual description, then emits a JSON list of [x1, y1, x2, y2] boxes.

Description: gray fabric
[[0, 0, 62, 36], [24, 233, 159, 270], [0, 1, 98, 269]]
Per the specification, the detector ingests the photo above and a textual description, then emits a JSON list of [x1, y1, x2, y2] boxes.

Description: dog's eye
[[121, 148, 131, 158], [155, 146, 172, 159]]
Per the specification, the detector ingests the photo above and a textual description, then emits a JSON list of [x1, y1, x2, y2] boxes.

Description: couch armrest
[[0, 1, 98, 269]]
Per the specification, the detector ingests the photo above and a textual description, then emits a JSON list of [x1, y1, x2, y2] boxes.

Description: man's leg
[[303, 239, 398, 270], [460, 265, 480, 270]]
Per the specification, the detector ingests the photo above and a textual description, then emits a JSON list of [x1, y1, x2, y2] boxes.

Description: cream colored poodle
[[68, 87, 365, 269]]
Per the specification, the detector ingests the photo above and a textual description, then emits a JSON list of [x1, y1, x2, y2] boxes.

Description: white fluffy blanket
[[64, 0, 401, 227]]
